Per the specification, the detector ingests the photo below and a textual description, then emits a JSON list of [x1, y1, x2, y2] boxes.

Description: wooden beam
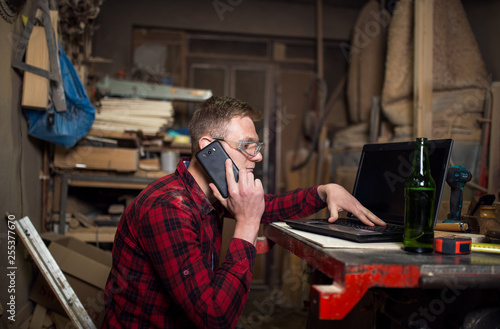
[[489, 82, 500, 197], [413, 0, 434, 138], [316, 0, 324, 79]]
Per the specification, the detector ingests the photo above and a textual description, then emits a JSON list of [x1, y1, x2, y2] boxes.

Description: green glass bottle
[[403, 137, 436, 253]]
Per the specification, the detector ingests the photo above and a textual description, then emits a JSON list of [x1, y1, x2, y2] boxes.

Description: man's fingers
[[368, 212, 386, 226], [225, 159, 236, 183], [209, 183, 227, 204], [254, 177, 263, 189], [328, 205, 339, 222], [363, 208, 385, 225], [355, 208, 385, 226], [246, 171, 255, 186], [225, 159, 242, 196]]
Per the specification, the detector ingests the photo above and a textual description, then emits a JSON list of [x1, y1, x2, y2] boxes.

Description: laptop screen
[[350, 139, 453, 224]]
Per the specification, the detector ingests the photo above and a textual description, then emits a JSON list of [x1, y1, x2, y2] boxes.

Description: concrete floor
[[238, 287, 500, 329], [237, 289, 308, 329], [237, 287, 376, 329]]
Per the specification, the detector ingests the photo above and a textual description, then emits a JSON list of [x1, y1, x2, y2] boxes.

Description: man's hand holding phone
[[210, 159, 265, 246]]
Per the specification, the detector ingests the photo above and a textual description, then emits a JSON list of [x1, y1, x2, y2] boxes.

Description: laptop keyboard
[[311, 218, 404, 233]]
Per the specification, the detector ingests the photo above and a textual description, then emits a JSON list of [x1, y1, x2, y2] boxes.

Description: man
[[103, 96, 384, 328]]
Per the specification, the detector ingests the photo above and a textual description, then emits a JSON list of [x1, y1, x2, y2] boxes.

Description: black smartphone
[[195, 140, 239, 198]]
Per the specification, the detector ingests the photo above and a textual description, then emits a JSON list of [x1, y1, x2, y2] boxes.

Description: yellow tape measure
[[471, 243, 500, 254]]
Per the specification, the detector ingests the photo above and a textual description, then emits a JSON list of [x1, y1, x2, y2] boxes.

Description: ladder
[[13, 216, 97, 329]]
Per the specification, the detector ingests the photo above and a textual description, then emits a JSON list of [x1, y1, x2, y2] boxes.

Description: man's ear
[[198, 136, 212, 150]]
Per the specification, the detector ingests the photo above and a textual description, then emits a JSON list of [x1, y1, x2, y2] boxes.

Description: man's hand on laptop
[[317, 184, 386, 227]]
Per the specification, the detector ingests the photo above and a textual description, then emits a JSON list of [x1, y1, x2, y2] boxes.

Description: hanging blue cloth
[[23, 43, 95, 147]]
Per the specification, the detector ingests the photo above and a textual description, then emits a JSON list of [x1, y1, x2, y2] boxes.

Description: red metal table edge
[[263, 223, 421, 320]]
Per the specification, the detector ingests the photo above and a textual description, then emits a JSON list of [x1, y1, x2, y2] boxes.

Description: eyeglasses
[[211, 136, 265, 157]]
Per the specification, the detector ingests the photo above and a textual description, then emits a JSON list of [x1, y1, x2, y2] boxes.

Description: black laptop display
[[285, 139, 454, 243]]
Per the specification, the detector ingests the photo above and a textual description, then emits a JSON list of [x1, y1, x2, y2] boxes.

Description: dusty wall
[[92, 0, 360, 75], [0, 0, 44, 325]]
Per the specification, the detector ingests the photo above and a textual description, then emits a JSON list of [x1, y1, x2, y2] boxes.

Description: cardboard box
[[30, 237, 112, 327], [54, 145, 139, 172]]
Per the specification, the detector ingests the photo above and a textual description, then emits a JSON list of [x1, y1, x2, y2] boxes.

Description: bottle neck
[[412, 138, 430, 176], [417, 142, 425, 175]]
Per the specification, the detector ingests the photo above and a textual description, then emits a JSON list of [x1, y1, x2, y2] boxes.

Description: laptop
[[285, 139, 454, 243]]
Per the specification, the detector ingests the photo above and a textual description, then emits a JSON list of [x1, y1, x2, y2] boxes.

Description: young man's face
[[221, 116, 263, 171]]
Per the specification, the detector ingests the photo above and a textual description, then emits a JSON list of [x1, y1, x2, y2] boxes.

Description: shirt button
[[183, 270, 190, 276]]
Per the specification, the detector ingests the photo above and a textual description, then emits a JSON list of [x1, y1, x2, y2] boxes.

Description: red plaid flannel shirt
[[103, 158, 325, 328]]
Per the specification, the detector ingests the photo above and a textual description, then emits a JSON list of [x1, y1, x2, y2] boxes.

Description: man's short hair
[[189, 96, 262, 154]]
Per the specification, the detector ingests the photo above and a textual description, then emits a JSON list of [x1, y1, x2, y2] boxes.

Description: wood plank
[[29, 304, 47, 329], [49, 311, 72, 329], [90, 122, 164, 135], [68, 179, 149, 189], [19, 317, 32, 329], [22, 26, 49, 109], [43, 312, 54, 328], [54, 146, 139, 172], [74, 212, 96, 228], [66, 227, 117, 243], [87, 129, 138, 140], [489, 82, 500, 197], [413, 0, 434, 138]]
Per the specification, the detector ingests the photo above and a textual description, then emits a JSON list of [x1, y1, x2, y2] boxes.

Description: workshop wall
[[92, 0, 360, 75], [91, 0, 500, 81], [0, 0, 44, 324], [462, 0, 500, 81]]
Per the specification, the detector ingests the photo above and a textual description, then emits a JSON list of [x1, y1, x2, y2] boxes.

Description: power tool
[[446, 165, 472, 221]]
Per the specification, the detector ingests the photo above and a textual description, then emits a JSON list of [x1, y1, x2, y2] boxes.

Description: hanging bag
[[22, 43, 95, 147], [12, 0, 95, 147]]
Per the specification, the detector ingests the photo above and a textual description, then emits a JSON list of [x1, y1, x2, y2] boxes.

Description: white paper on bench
[[272, 222, 403, 250]]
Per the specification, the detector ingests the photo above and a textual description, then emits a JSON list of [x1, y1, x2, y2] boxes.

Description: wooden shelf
[[67, 174, 154, 190], [56, 172, 157, 235]]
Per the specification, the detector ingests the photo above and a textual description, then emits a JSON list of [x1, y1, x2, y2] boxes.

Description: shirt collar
[[177, 157, 222, 218]]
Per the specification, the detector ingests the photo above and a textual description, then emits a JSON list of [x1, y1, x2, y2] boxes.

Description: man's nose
[[251, 151, 263, 162]]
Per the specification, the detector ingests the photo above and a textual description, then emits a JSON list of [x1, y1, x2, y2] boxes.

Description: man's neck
[[187, 158, 217, 203]]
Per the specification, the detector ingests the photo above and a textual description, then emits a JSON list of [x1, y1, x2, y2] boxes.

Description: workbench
[[264, 222, 500, 327]]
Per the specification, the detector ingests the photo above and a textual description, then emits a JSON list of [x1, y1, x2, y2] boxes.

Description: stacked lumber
[[93, 97, 174, 134], [66, 211, 119, 243]]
